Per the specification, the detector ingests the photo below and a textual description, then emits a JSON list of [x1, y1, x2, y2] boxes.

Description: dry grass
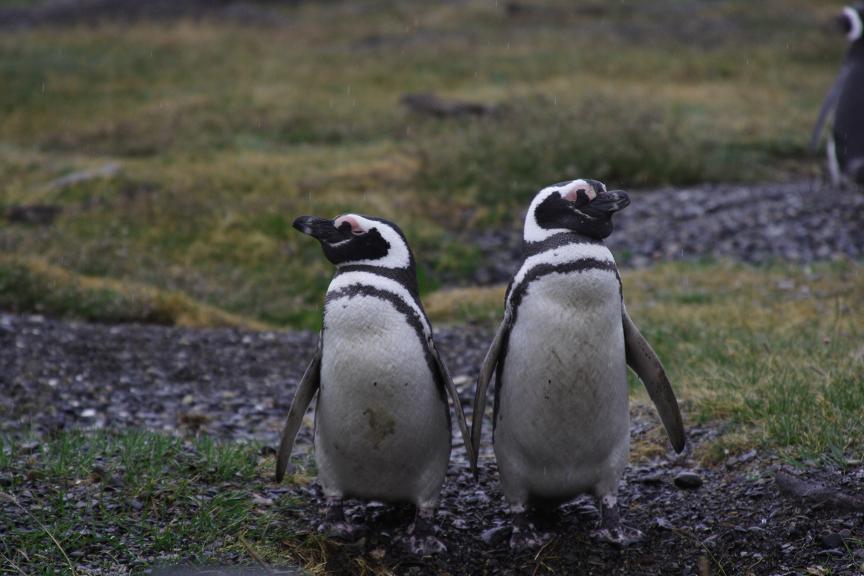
[[0, 255, 268, 328]]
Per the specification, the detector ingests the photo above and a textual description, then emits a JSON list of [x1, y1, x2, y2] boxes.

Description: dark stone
[[4, 204, 62, 226], [480, 525, 512, 546], [820, 533, 845, 549], [674, 471, 703, 490]]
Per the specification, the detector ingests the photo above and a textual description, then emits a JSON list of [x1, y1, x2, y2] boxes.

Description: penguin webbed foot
[[508, 511, 551, 551], [318, 498, 361, 541], [318, 520, 361, 541], [592, 525, 644, 547], [402, 533, 447, 556], [593, 495, 643, 547], [399, 506, 447, 556]]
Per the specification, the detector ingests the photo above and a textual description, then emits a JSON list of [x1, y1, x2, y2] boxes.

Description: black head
[[837, 5, 864, 43], [524, 179, 630, 242], [293, 213, 414, 270]]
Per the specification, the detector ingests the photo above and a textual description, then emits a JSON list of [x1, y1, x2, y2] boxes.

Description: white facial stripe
[[524, 180, 590, 243], [845, 6, 863, 41], [327, 271, 430, 337], [511, 242, 615, 296], [335, 214, 411, 269]]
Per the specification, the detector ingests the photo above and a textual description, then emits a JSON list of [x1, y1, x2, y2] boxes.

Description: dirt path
[[3, 314, 863, 574]]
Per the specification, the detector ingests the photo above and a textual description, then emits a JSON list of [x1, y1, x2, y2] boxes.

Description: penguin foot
[[317, 520, 360, 541], [592, 525, 644, 548], [508, 524, 550, 551], [399, 507, 446, 555], [400, 534, 447, 556]]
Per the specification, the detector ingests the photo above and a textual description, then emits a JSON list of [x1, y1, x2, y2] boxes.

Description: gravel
[[3, 313, 863, 574], [468, 181, 864, 285]]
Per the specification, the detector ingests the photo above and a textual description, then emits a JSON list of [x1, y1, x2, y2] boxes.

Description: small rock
[[674, 471, 703, 490], [480, 525, 512, 546], [450, 518, 469, 530], [90, 465, 107, 482], [19, 441, 39, 455], [655, 517, 675, 530], [637, 472, 665, 485], [0, 473, 13, 487], [820, 533, 845, 549]]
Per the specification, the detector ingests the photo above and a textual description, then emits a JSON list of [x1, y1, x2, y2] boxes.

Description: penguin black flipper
[[470, 312, 511, 472], [810, 64, 852, 152], [275, 336, 323, 482], [622, 308, 686, 453], [428, 336, 478, 474]]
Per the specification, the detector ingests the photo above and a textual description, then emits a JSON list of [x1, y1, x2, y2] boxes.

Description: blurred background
[[0, 0, 852, 330]]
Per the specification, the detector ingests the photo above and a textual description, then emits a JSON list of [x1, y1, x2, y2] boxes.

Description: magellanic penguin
[[811, 4, 864, 187], [275, 213, 475, 555], [470, 179, 686, 549]]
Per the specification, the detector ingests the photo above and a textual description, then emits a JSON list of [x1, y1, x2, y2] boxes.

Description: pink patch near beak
[[563, 189, 580, 202], [334, 215, 365, 235]]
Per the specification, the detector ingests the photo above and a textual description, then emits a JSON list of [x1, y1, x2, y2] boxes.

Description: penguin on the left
[[275, 213, 475, 555]]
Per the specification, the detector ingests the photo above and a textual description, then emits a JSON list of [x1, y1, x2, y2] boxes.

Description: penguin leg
[[402, 504, 447, 556], [827, 136, 843, 188], [317, 495, 360, 541], [592, 494, 644, 547], [508, 503, 551, 551]]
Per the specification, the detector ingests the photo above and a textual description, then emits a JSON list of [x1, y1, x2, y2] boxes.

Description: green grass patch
[[0, 430, 312, 574], [0, 0, 849, 323]]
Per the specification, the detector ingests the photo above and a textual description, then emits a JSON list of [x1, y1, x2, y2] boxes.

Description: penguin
[[811, 4, 864, 187], [470, 179, 686, 549], [275, 213, 475, 555]]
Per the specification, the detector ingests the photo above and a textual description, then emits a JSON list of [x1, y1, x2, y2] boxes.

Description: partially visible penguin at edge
[[812, 3, 864, 187]]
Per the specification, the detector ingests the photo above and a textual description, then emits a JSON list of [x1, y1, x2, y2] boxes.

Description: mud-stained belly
[[315, 293, 450, 501]]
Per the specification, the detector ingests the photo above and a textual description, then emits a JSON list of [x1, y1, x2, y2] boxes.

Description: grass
[[428, 260, 864, 466], [0, 430, 304, 575], [0, 0, 850, 325], [0, 255, 268, 328]]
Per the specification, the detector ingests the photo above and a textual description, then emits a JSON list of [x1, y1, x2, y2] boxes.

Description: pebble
[[480, 525, 512, 546], [820, 533, 845, 549], [674, 471, 703, 490]]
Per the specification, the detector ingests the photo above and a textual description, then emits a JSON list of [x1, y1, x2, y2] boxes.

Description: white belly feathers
[[315, 275, 450, 504], [495, 246, 630, 500]]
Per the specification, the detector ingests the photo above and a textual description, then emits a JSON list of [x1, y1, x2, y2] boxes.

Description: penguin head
[[293, 213, 414, 269], [523, 179, 630, 243], [838, 5, 864, 43]]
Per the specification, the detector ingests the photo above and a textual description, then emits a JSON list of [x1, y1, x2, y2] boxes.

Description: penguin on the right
[[811, 4, 864, 187], [471, 179, 686, 549]]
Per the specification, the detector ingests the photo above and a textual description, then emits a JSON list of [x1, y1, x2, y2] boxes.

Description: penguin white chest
[[496, 268, 630, 502], [315, 292, 450, 504]]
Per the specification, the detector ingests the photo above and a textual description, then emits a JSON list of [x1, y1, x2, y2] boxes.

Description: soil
[[3, 314, 863, 575]]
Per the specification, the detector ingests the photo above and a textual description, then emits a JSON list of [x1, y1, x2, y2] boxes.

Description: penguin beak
[[583, 190, 631, 217], [292, 216, 351, 244]]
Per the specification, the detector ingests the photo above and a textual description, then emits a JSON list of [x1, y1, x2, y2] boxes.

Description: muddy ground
[[3, 314, 863, 575]]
